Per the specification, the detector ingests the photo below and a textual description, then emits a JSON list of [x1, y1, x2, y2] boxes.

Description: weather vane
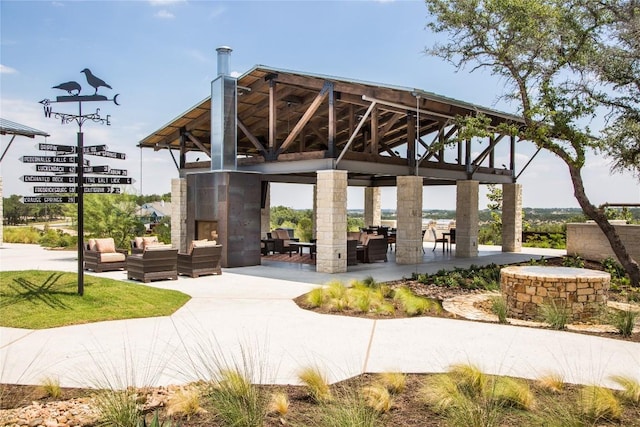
[[40, 68, 120, 127], [38, 68, 120, 296]]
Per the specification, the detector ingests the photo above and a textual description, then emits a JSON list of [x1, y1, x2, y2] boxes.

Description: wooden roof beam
[[277, 81, 332, 155]]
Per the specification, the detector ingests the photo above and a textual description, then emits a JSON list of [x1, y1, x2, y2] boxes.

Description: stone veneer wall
[[315, 170, 347, 273], [171, 178, 187, 253], [566, 222, 640, 262], [500, 266, 610, 321]]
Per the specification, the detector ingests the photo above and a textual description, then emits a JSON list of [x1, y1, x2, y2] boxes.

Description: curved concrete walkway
[[1, 243, 638, 390]]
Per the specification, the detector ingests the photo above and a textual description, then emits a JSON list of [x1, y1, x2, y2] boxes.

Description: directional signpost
[[35, 68, 122, 296]]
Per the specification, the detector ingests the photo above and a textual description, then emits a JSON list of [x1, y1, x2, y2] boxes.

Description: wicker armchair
[[357, 235, 388, 263], [130, 236, 159, 254], [271, 229, 299, 255], [126, 245, 178, 283], [178, 242, 223, 278], [84, 238, 127, 272]]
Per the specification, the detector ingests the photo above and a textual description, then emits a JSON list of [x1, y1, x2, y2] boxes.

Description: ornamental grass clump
[[318, 385, 380, 427], [93, 388, 141, 427], [206, 368, 269, 427], [609, 375, 640, 405], [306, 287, 325, 308], [298, 365, 332, 403], [579, 385, 622, 422], [268, 391, 290, 416], [492, 377, 534, 410], [536, 372, 565, 393], [490, 295, 508, 324], [166, 385, 205, 417], [540, 299, 570, 330], [39, 376, 62, 399], [378, 371, 407, 394], [361, 383, 393, 413], [610, 309, 638, 337]]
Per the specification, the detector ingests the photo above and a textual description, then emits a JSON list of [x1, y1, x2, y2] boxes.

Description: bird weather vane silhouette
[[40, 68, 120, 126]]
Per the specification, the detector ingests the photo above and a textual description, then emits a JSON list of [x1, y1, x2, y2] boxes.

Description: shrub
[[3, 226, 41, 244], [562, 255, 585, 268], [601, 257, 626, 279]]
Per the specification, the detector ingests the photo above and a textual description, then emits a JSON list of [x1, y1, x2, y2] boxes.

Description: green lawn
[[0, 270, 191, 329]]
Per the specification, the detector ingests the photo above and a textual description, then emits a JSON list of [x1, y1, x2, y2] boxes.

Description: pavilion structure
[[138, 47, 526, 273]]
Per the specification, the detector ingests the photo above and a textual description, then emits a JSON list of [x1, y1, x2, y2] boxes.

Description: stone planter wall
[[500, 266, 610, 321]]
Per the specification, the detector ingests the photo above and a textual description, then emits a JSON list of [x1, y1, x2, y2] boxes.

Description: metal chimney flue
[[216, 46, 232, 76]]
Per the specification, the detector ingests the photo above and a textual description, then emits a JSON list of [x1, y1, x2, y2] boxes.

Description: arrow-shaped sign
[[105, 168, 128, 176], [84, 177, 134, 185], [21, 196, 78, 204], [33, 186, 76, 193], [85, 150, 126, 160], [32, 186, 122, 194], [22, 175, 77, 184], [33, 165, 110, 174], [21, 156, 89, 165], [38, 143, 75, 153], [84, 186, 121, 194]]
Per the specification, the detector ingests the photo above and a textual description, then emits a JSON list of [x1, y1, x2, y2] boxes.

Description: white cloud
[[230, 71, 241, 78], [155, 9, 175, 19], [0, 64, 18, 74]]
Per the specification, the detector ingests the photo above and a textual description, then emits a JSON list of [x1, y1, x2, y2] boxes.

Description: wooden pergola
[[139, 65, 526, 187]]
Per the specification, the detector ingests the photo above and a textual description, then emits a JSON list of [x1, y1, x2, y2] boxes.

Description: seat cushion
[[144, 244, 173, 252], [95, 238, 116, 253], [99, 252, 126, 262], [142, 236, 159, 248]]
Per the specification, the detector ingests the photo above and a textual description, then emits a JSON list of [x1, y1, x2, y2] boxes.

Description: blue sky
[[1, 0, 638, 210]]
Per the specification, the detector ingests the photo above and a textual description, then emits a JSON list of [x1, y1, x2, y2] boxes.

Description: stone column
[[396, 176, 423, 264], [313, 184, 317, 239], [171, 178, 188, 253], [261, 182, 270, 238], [502, 183, 522, 252], [316, 170, 347, 273], [455, 180, 479, 257], [364, 187, 381, 227]]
